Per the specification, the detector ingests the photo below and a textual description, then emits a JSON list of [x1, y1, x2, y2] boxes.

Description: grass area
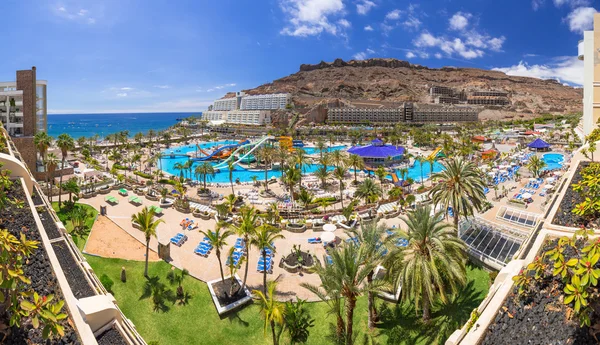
[[85, 256, 490, 345], [52, 202, 98, 251]]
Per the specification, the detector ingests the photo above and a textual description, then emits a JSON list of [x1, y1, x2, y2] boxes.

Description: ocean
[[47, 112, 201, 139]]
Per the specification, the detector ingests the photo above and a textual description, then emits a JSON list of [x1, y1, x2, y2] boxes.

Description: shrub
[[113, 164, 128, 170], [158, 179, 177, 185], [100, 274, 114, 292], [489, 271, 498, 282], [134, 171, 152, 179], [313, 196, 336, 204]]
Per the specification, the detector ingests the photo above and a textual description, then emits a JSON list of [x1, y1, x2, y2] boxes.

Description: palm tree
[[229, 206, 259, 292], [56, 133, 75, 207], [415, 156, 425, 185], [347, 154, 365, 185], [430, 157, 486, 228], [391, 205, 467, 321], [227, 160, 236, 195], [283, 166, 301, 205], [225, 193, 237, 214], [252, 224, 284, 295], [313, 165, 330, 189], [333, 165, 346, 208], [34, 131, 52, 162], [44, 153, 59, 202], [292, 149, 309, 187], [303, 243, 373, 345], [354, 178, 382, 205], [257, 146, 274, 191], [131, 206, 164, 277], [329, 150, 346, 169], [173, 162, 185, 180], [297, 188, 314, 208], [426, 155, 437, 182], [374, 166, 388, 190], [253, 281, 285, 345], [200, 225, 234, 283], [526, 155, 547, 178], [316, 139, 327, 161], [195, 162, 216, 190], [348, 222, 394, 329]]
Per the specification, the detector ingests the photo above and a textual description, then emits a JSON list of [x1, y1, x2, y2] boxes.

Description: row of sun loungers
[[170, 233, 187, 247], [189, 202, 214, 214]]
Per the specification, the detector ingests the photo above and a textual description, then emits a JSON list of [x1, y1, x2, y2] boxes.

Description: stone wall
[[16, 67, 36, 136], [11, 136, 36, 175]]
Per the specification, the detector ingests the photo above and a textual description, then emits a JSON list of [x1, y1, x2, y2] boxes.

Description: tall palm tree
[[131, 206, 164, 277], [229, 206, 259, 292], [173, 162, 185, 179], [257, 146, 274, 191], [44, 153, 59, 202], [526, 155, 547, 178], [303, 243, 373, 345], [253, 281, 285, 345], [194, 162, 215, 190], [354, 178, 382, 205], [313, 165, 330, 189], [292, 149, 309, 187], [347, 154, 365, 185], [56, 133, 75, 207], [415, 156, 425, 185], [227, 160, 236, 195], [430, 157, 486, 228], [348, 223, 394, 329], [329, 150, 346, 169], [374, 166, 388, 190], [315, 139, 327, 161], [251, 224, 284, 295], [390, 205, 467, 321], [283, 166, 301, 205], [333, 165, 346, 208], [200, 224, 233, 283], [34, 131, 52, 162]]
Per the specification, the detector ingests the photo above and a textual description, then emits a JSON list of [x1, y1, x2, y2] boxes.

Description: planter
[[286, 223, 307, 233], [175, 205, 191, 214], [282, 251, 316, 274], [193, 210, 213, 220], [159, 199, 174, 208], [207, 274, 252, 315], [145, 193, 159, 201], [82, 191, 96, 199], [98, 187, 111, 195]]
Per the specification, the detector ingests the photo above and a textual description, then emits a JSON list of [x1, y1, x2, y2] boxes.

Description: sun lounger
[[396, 238, 409, 247], [307, 237, 322, 244], [325, 255, 333, 265], [170, 233, 187, 246]]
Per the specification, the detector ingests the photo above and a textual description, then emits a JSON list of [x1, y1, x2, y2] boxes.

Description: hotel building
[[240, 93, 291, 110], [0, 67, 47, 173], [213, 98, 238, 111], [202, 110, 271, 126], [580, 13, 600, 136], [204, 91, 290, 126], [327, 103, 479, 124]]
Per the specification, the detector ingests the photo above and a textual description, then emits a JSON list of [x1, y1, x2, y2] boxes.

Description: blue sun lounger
[[307, 237, 322, 244], [170, 233, 187, 246]]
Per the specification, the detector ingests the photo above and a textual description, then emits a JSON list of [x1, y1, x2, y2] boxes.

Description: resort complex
[[2, 6, 600, 345]]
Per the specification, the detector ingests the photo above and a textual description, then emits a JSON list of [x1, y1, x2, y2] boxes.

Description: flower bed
[[51, 240, 96, 299], [552, 162, 590, 227], [285, 222, 306, 233], [0, 180, 80, 344], [96, 326, 128, 345], [480, 238, 599, 345], [207, 275, 252, 315], [282, 250, 315, 274], [38, 208, 63, 240]]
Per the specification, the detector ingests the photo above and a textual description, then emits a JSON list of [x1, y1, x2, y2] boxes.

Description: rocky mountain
[[225, 58, 582, 121]]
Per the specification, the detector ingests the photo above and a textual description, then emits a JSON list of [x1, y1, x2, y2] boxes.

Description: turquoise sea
[[47, 112, 201, 139]]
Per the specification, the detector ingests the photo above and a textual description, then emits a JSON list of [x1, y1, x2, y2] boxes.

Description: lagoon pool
[[159, 141, 445, 183], [301, 145, 347, 155], [542, 153, 565, 171]]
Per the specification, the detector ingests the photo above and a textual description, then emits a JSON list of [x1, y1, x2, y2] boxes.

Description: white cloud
[[116, 93, 127, 97], [385, 9, 401, 20], [353, 48, 375, 60], [554, 0, 591, 7], [532, 0, 545, 10], [337, 18, 351, 28], [406, 52, 416, 59], [196, 83, 237, 92], [356, 0, 376, 15], [403, 16, 421, 30], [279, 0, 348, 37], [52, 5, 97, 24], [565, 7, 597, 33], [154, 85, 172, 89], [364, 25, 374, 31], [120, 87, 133, 91], [492, 56, 583, 85], [435, 53, 443, 59], [449, 12, 472, 31], [414, 32, 487, 59]]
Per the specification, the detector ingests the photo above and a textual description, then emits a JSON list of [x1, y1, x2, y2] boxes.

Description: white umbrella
[[487, 172, 496, 176], [553, 171, 562, 176], [529, 178, 537, 182], [499, 169, 508, 174], [546, 177, 556, 182], [522, 192, 533, 199], [544, 184, 554, 190], [321, 232, 335, 242], [323, 224, 337, 232]]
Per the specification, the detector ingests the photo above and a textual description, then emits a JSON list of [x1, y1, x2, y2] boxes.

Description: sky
[[1, 0, 597, 114]]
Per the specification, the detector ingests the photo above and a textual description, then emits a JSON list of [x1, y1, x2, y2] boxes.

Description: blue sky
[[1, 0, 596, 114]]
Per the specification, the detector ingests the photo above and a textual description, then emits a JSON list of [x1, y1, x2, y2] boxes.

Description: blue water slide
[[190, 144, 240, 162]]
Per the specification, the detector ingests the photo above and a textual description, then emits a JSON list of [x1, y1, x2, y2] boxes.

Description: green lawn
[[52, 202, 98, 251], [85, 256, 490, 345]]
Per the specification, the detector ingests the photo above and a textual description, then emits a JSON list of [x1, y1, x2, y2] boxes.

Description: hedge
[[158, 179, 177, 185], [134, 171, 152, 179], [113, 164, 128, 170]]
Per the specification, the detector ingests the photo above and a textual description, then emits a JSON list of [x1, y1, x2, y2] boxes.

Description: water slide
[[214, 136, 273, 169], [391, 172, 399, 183], [196, 144, 211, 156], [191, 144, 241, 162], [427, 147, 443, 160]]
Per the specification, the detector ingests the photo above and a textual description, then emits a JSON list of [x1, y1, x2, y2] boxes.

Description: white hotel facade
[[204, 91, 290, 126]]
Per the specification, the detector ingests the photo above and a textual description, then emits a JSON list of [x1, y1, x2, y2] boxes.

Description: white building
[[212, 98, 237, 111], [202, 110, 270, 126], [580, 13, 600, 137], [240, 93, 291, 110], [0, 79, 47, 138], [202, 110, 227, 122]]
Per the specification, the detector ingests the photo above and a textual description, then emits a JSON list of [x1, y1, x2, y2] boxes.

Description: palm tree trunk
[[270, 319, 278, 345], [339, 184, 344, 208], [346, 296, 356, 345], [58, 159, 65, 207], [230, 176, 234, 195], [422, 292, 431, 321], [241, 235, 250, 292], [454, 213, 459, 230], [262, 250, 268, 296], [367, 271, 378, 329], [144, 238, 150, 277], [264, 167, 269, 192], [217, 252, 225, 283], [353, 168, 357, 184]]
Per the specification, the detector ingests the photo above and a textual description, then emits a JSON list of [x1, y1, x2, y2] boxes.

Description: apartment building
[[0, 67, 47, 173], [580, 13, 600, 136], [212, 98, 237, 111], [203, 110, 271, 126], [327, 103, 479, 124], [240, 93, 291, 110], [202, 110, 227, 122]]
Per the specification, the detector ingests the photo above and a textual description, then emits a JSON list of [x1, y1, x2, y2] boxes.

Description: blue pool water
[[301, 146, 347, 155], [159, 141, 445, 183], [542, 153, 565, 171]]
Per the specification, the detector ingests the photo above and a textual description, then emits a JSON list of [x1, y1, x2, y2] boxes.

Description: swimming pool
[[159, 141, 445, 183], [301, 146, 347, 155], [542, 153, 565, 171]]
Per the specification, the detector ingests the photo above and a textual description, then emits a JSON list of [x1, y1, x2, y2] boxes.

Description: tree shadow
[[139, 276, 175, 313], [224, 311, 251, 327]]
